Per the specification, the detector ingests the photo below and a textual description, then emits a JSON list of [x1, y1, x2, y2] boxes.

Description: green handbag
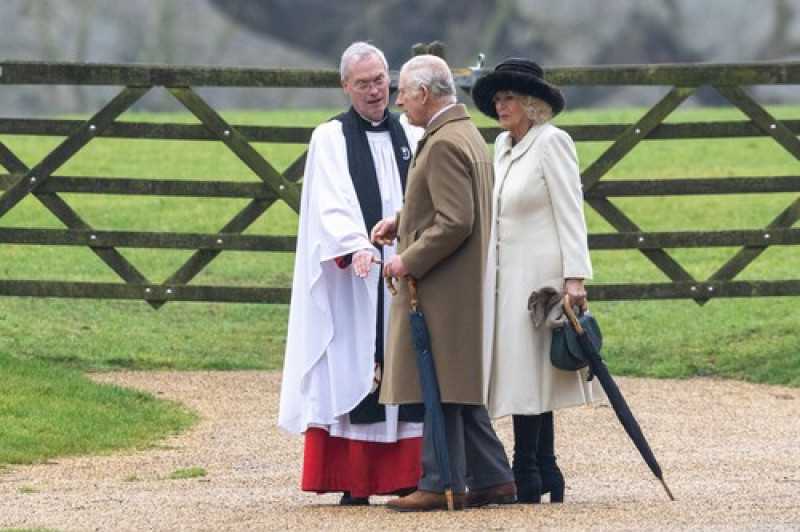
[[549, 296, 602, 373]]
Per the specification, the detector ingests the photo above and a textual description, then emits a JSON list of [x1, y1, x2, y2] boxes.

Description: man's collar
[[427, 103, 456, 127]]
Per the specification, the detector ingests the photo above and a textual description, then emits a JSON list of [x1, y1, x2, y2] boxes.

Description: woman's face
[[493, 90, 531, 139]]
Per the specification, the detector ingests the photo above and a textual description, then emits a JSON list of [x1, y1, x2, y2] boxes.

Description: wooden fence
[[1, 58, 799, 306]]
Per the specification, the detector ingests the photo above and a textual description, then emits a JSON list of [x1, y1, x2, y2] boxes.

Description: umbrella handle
[[408, 276, 419, 309], [562, 294, 587, 334], [385, 276, 397, 296], [385, 276, 420, 312]]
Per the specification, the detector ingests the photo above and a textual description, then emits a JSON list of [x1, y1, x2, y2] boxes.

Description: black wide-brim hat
[[472, 58, 565, 119]]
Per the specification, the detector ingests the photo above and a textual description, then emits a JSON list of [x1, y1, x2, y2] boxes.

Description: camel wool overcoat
[[380, 104, 494, 405]]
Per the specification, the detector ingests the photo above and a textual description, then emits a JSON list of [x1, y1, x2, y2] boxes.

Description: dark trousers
[[418, 403, 513, 494]]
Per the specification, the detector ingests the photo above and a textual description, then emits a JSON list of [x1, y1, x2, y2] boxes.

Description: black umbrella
[[563, 295, 675, 501], [387, 276, 455, 511]]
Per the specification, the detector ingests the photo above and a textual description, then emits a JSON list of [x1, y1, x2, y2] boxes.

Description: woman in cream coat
[[472, 58, 604, 504]]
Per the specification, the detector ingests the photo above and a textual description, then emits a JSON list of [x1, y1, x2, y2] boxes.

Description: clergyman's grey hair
[[339, 42, 389, 81]]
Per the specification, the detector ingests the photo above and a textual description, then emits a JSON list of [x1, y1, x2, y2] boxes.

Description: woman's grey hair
[[400, 54, 457, 104], [519, 93, 554, 125], [339, 42, 388, 81]]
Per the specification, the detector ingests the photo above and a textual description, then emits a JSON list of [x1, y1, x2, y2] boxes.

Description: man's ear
[[420, 85, 429, 105]]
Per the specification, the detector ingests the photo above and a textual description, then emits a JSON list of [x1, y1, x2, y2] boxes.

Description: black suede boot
[[537, 411, 565, 503], [511, 414, 542, 503]]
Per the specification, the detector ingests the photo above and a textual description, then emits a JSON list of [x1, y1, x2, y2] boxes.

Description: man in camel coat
[[371, 54, 516, 512]]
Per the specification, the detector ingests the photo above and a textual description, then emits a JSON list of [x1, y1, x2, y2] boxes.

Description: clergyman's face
[[341, 54, 389, 122]]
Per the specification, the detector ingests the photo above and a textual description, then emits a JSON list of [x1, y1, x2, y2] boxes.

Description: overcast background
[[2, 0, 800, 116]]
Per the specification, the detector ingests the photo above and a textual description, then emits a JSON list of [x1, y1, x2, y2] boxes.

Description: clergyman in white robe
[[278, 109, 423, 499]]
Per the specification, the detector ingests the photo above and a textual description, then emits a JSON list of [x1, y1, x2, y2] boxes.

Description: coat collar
[[498, 122, 551, 163], [416, 104, 471, 154]]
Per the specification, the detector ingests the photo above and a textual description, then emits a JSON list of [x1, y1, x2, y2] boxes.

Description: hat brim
[[472, 70, 565, 119]]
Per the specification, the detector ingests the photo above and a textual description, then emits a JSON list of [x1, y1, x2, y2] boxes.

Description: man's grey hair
[[340, 42, 389, 81], [400, 54, 457, 104]]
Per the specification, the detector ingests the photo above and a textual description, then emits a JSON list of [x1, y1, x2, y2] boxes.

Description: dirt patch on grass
[[1, 371, 798, 531]]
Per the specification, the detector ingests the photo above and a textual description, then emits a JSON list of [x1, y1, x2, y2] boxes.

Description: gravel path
[[1, 371, 798, 531]]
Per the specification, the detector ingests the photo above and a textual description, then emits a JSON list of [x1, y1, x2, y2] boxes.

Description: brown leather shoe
[[386, 490, 466, 512], [467, 481, 517, 508]]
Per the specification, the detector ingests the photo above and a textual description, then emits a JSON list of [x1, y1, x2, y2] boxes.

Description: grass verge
[[1, 104, 798, 467]]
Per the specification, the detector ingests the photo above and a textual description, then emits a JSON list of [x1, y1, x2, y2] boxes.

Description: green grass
[[0, 298, 288, 372], [0, 351, 197, 464], [1, 105, 799, 467], [169, 466, 207, 480]]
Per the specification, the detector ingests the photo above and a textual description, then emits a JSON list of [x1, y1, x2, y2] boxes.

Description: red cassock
[[302, 428, 422, 498]]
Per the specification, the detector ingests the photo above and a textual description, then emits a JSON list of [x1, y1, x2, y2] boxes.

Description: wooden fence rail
[[1, 59, 800, 306]]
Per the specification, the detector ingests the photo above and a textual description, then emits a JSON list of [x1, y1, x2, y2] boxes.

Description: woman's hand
[[565, 278, 587, 308]]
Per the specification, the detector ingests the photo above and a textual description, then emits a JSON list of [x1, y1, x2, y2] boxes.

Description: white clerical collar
[[356, 110, 387, 128], [427, 103, 456, 127]]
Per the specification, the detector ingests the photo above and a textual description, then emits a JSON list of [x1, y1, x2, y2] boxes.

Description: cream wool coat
[[482, 122, 604, 418]]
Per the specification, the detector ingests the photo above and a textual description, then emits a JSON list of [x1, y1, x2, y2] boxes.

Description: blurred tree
[[2, 0, 800, 115], [206, 0, 514, 67], [755, 0, 800, 60]]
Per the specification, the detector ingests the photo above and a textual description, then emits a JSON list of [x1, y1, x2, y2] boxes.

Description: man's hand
[[383, 254, 406, 279], [352, 249, 382, 278], [371, 216, 397, 246]]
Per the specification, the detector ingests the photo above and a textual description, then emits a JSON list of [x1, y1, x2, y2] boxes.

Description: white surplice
[[278, 115, 423, 443]]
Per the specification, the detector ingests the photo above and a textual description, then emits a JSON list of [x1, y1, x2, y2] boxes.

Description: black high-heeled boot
[[511, 414, 542, 504], [537, 411, 565, 503]]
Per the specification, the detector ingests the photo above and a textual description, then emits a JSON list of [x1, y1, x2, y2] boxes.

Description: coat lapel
[[510, 123, 550, 162], [496, 123, 551, 183]]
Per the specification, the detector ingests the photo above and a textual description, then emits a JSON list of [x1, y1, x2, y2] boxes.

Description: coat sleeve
[[540, 128, 593, 280], [402, 139, 474, 278]]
